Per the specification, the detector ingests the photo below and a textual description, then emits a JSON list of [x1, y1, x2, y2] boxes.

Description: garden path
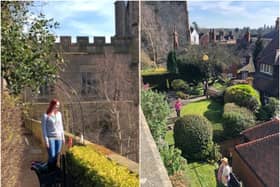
[[19, 130, 48, 187]]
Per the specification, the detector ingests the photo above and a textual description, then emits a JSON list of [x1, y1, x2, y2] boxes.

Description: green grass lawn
[[165, 99, 225, 145], [186, 162, 224, 187], [181, 99, 225, 142]]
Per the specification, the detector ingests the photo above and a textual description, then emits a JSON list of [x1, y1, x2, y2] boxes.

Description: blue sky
[[189, 1, 279, 29], [32, 0, 279, 43]]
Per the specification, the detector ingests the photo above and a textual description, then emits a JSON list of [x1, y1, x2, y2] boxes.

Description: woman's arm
[[59, 112, 65, 143], [41, 114, 49, 147]]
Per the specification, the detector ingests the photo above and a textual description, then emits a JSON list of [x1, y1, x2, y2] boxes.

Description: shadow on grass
[[203, 101, 223, 124]]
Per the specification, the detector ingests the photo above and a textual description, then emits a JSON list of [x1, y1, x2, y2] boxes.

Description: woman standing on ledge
[[42, 99, 65, 169]]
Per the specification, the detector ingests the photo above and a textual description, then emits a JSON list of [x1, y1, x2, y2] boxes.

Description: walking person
[[42, 99, 65, 169], [203, 80, 208, 98], [217, 157, 231, 186], [175, 97, 182, 117]]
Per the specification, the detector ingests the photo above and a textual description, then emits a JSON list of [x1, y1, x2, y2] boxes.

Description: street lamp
[[202, 54, 209, 62], [202, 54, 209, 98]]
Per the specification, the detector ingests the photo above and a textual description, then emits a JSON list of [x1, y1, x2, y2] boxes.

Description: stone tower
[[115, 1, 138, 37], [115, 1, 126, 37]]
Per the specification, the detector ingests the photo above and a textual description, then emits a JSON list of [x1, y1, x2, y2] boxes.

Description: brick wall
[[232, 149, 264, 187]]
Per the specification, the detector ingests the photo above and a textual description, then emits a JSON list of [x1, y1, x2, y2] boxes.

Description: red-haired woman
[[41, 99, 65, 169]]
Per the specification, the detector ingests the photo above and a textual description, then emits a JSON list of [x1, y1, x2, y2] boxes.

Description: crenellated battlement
[[55, 36, 133, 53]]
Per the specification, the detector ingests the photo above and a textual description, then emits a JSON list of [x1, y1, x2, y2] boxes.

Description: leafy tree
[[1, 1, 63, 95], [253, 36, 264, 64], [177, 45, 236, 83], [167, 51, 177, 73]]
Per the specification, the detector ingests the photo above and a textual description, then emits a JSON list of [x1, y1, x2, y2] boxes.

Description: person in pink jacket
[[175, 97, 182, 117]]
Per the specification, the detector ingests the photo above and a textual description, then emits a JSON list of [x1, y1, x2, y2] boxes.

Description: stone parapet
[[140, 109, 172, 187], [55, 36, 133, 54]]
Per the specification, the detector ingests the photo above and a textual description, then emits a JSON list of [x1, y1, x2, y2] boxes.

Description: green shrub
[[223, 103, 256, 138], [159, 144, 187, 175], [257, 97, 279, 121], [224, 84, 260, 111], [66, 146, 139, 187], [176, 91, 188, 99], [171, 79, 189, 91], [174, 115, 213, 161], [141, 89, 170, 144], [190, 85, 203, 96]]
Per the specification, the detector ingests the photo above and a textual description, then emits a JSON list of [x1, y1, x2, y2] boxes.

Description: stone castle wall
[[141, 1, 190, 64]]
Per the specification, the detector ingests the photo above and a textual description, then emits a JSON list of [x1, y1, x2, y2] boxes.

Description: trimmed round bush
[[174, 115, 213, 161], [223, 103, 256, 138], [224, 84, 260, 111], [171, 79, 189, 91]]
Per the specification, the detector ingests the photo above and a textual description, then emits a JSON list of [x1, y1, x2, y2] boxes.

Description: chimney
[[245, 31, 250, 43], [276, 17, 279, 30]]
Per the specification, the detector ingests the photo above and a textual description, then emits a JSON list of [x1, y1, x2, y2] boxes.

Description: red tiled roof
[[235, 133, 279, 187], [241, 118, 279, 141]]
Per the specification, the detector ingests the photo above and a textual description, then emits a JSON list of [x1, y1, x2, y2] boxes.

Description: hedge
[[223, 103, 256, 138], [224, 84, 260, 111], [142, 73, 180, 91], [66, 146, 139, 187]]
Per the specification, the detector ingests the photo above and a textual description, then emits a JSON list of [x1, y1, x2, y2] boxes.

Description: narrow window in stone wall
[[39, 83, 55, 97], [81, 72, 96, 96]]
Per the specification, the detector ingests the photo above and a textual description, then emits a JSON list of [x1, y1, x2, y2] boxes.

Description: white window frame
[[260, 63, 273, 75]]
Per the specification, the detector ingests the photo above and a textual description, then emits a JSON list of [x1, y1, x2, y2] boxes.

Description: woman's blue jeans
[[47, 139, 62, 166]]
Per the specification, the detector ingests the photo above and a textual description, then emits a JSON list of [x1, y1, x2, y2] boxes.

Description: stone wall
[[140, 109, 172, 187], [141, 1, 190, 64]]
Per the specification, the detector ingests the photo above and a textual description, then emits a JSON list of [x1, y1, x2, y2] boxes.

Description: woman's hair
[[46, 99, 59, 115]]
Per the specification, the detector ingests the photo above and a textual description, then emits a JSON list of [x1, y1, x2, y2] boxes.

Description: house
[[190, 27, 199, 45], [232, 118, 279, 187], [237, 54, 255, 80], [253, 18, 279, 102]]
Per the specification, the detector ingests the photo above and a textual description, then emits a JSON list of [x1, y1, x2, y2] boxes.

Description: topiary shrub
[[174, 115, 213, 161], [171, 79, 189, 91], [223, 103, 256, 138], [224, 84, 260, 112], [256, 97, 279, 121]]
